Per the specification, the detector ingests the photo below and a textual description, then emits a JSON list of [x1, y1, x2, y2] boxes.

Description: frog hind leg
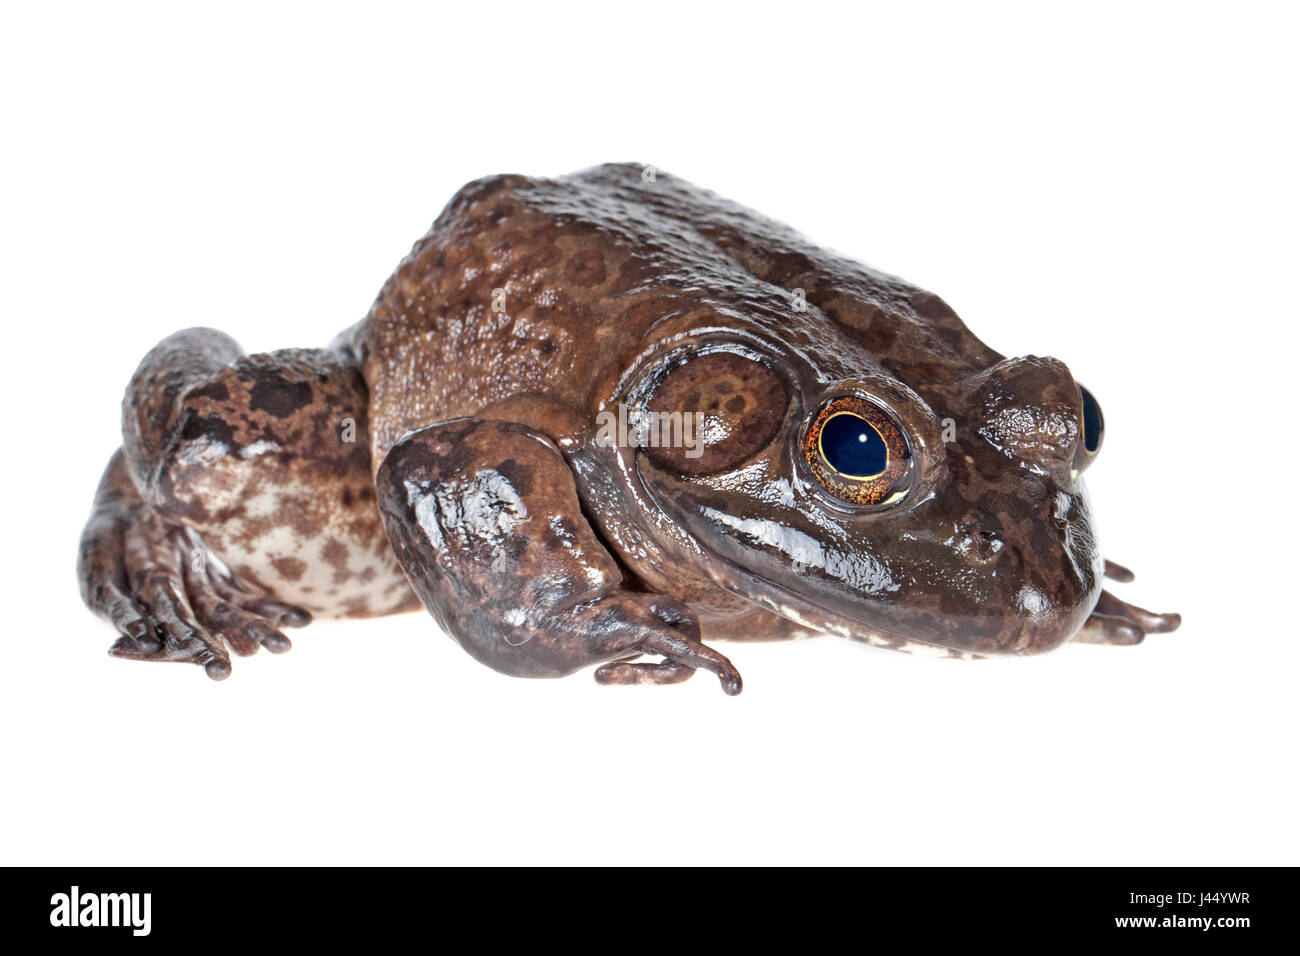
[[78, 327, 414, 679], [374, 418, 744, 695]]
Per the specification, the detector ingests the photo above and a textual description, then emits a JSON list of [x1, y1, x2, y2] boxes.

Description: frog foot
[[1073, 560, 1182, 645], [592, 599, 743, 695], [78, 451, 311, 680]]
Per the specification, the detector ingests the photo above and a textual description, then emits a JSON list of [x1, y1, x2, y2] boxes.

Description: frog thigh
[[80, 328, 419, 679], [374, 418, 744, 694], [137, 336, 416, 619]]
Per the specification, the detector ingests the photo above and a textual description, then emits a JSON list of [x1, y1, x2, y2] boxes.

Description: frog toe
[[204, 571, 313, 631], [589, 592, 744, 695], [80, 450, 310, 679], [103, 552, 263, 680], [186, 585, 293, 657], [1074, 612, 1145, 645], [85, 573, 155, 653], [109, 580, 231, 679], [1103, 559, 1136, 583], [594, 645, 742, 695], [594, 658, 697, 687]]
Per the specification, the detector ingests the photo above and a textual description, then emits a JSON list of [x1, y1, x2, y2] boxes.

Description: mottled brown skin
[[78, 163, 1179, 691]]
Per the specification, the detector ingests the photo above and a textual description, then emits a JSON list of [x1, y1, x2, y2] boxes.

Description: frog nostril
[[965, 526, 1002, 561]]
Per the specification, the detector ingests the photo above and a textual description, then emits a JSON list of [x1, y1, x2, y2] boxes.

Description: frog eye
[[641, 350, 788, 476], [802, 396, 911, 508], [1071, 384, 1104, 476], [1080, 385, 1104, 457]]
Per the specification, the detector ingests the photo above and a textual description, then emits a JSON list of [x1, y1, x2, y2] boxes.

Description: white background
[[1, 2, 1296, 865]]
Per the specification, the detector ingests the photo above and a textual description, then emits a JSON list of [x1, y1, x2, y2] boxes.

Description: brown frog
[[77, 163, 1180, 694]]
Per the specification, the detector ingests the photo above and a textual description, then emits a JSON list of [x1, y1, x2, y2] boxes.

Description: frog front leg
[[375, 419, 744, 695]]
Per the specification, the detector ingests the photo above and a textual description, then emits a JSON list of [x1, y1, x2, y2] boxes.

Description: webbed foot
[[78, 451, 311, 679]]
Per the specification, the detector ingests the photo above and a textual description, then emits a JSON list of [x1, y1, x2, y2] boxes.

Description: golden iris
[[803, 396, 911, 507]]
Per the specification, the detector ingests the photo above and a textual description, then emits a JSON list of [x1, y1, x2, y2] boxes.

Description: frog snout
[[1006, 534, 1099, 653], [949, 504, 1097, 653]]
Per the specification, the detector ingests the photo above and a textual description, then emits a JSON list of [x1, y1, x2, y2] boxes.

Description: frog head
[[601, 315, 1104, 657]]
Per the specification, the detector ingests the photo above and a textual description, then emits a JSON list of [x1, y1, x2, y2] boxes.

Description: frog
[[77, 162, 1180, 694]]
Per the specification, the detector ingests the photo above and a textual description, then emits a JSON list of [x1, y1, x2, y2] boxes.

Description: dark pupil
[[1081, 386, 1102, 454], [822, 413, 887, 477]]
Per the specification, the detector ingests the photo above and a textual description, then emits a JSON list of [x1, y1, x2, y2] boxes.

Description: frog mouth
[[629, 457, 983, 657], [697, 550, 982, 659]]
